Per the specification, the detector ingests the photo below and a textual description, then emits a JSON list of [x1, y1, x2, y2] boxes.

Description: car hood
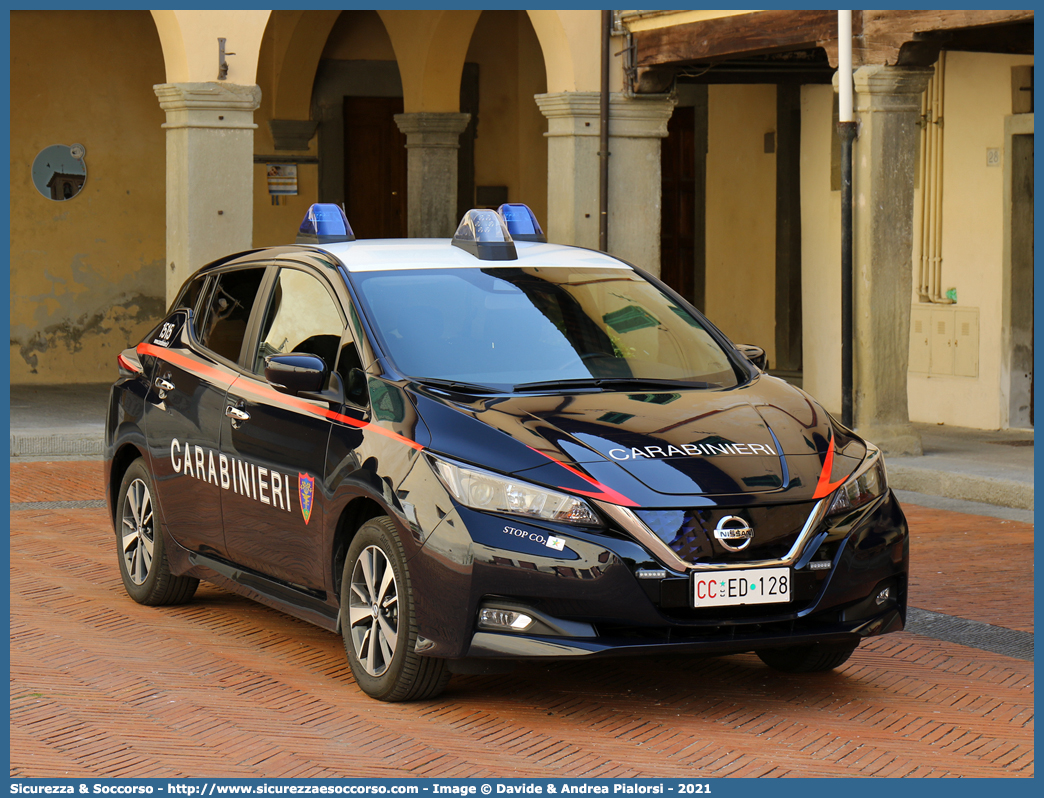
[[407, 375, 866, 506]]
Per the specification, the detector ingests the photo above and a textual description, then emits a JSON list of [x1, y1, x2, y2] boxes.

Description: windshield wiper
[[512, 377, 719, 393], [411, 377, 504, 395]]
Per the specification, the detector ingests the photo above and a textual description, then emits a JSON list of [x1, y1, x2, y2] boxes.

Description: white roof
[[313, 238, 635, 272]]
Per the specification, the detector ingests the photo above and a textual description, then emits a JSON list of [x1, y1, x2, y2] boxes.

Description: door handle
[[155, 378, 175, 392], [225, 406, 250, 422]]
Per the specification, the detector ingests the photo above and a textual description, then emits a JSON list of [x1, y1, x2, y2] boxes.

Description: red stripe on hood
[[527, 446, 639, 507]]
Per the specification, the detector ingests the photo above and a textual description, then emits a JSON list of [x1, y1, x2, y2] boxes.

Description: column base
[[854, 423, 924, 457]]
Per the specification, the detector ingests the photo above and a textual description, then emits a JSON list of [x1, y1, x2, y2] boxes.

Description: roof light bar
[[296, 203, 355, 245], [497, 203, 546, 243], [452, 209, 517, 261]]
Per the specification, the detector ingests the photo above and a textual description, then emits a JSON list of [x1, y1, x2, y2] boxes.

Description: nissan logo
[[713, 515, 754, 552]]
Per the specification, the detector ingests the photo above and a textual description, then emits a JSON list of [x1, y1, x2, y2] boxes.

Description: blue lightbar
[[497, 203, 545, 243], [296, 203, 355, 244]]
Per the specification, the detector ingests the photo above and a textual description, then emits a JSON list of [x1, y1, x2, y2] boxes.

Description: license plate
[[691, 567, 791, 608]]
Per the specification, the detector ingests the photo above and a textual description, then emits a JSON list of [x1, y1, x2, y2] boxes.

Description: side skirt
[[164, 527, 340, 631]]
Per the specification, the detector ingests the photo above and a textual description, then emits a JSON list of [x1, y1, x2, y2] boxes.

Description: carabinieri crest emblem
[[298, 472, 315, 525]]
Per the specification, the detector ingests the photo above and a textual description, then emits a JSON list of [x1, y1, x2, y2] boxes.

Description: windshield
[[350, 266, 741, 390]]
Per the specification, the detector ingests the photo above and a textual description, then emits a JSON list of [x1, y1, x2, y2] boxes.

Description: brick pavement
[[9, 461, 1034, 778], [902, 504, 1034, 633]]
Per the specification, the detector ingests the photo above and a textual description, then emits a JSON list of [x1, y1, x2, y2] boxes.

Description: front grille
[[635, 502, 817, 565]]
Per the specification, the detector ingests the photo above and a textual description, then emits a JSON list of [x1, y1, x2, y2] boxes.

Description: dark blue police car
[[106, 203, 908, 701]]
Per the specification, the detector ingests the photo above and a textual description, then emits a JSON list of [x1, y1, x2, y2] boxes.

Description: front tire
[[756, 641, 858, 673], [115, 458, 199, 605], [340, 516, 449, 701]]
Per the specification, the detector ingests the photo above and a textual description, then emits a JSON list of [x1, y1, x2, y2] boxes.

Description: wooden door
[[660, 106, 697, 305], [343, 96, 407, 238]]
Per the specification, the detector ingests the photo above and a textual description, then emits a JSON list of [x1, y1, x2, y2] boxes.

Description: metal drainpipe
[[837, 10, 856, 429], [599, 9, 611, 252], [839, 124, 856, 429]]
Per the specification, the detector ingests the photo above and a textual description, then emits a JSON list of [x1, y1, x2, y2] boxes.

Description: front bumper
[[409, 490, 909, 661], [468, 605, 904, 659]]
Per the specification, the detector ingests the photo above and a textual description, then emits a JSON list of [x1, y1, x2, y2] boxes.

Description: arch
[[150, 10, 270, 84], [525, 10, 602, 93], [150, 10, 188, 83], [378, 10, 481, 112], [262, 10, 342, 121], [288, 11, 407, 215], [461, 10, 549, 226]]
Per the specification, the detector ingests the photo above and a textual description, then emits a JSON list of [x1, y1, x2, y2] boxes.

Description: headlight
[[427, 454, 602, 527], [827, 442, 887, 516]]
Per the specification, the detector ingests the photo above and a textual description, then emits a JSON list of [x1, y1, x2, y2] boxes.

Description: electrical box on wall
[[953, 309, 980, 377], [909, 305, 979, 377], [910, 306, 931, 373]]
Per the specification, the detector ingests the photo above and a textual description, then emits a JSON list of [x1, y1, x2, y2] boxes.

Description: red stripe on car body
[[812, 432, 849, 499], [117, 353, 142, 374], [138, 342, 635, 504], [137, 342, 423, 451]]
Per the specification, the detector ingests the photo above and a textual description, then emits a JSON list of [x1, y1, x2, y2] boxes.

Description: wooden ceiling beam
[[861, 9, 1034, 38], [634, 9, 1034, 71], [633, 10, 838, 68]]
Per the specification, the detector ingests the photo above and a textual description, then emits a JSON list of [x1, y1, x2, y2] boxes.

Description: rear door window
[[172, 273, 209, 315], [196, 267, 268, 364]]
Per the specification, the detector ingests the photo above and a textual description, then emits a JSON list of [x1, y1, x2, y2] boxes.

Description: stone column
[[848, 65, 933, 455], [534, 92, 675, 274], [393, 113, 471, 238], [155, 83, 262, 303]]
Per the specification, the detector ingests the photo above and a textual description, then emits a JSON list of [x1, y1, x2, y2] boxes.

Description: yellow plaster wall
[[704, 84, 778, 364], [798, 84, 842, 414], [906, 51, 1035, 429], [252, 164, 321, 250], [466, 11, 549, 228], [10, 11, 168, 385]]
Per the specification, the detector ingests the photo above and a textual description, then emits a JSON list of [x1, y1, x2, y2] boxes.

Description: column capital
[[154, 82, 262, 130], [835, 66, 934, 115], [268, 119, 319, 151], [393, 112, 471, 148], [535, 92, 676, 138], [852, 65, 934, 96]]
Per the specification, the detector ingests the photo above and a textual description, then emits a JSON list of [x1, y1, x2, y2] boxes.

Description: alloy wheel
[[121, 478, 155, 585], [348, 545, 400, 676]]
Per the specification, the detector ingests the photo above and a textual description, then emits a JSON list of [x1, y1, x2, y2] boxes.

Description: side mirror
[[265, 353, 327, 396], [737, 344, 768, 371]]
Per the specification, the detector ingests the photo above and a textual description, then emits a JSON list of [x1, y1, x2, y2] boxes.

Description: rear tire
[[756, 641, 858, 673], [115, 458, 199, 605], [340, 516, 450, 701]]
